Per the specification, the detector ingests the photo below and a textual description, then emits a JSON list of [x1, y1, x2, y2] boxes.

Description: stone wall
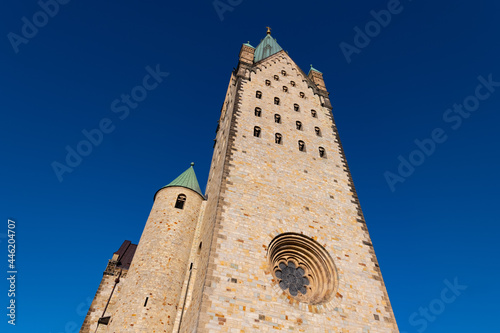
[[80, 262, 128, 333]]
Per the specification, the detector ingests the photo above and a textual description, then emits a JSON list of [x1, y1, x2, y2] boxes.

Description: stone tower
[[81, 30, 398, 332]]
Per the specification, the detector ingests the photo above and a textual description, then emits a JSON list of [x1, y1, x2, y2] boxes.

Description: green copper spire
[[309, 64, 323, 74], [155, 163, 204, 199], [254, 27, 283, 63]]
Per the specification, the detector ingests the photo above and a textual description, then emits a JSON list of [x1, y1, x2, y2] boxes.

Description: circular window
[[268, 233, 337, 305]]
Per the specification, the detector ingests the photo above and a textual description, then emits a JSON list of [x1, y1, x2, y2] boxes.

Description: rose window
[[275, 261, 309, 296], [268, 233, 338, 304]]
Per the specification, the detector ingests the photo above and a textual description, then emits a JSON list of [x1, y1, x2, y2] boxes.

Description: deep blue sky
[[1, 0, 499, 332]]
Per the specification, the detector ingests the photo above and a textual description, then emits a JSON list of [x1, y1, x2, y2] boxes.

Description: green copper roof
[[309, 64, 323, 74], [254, 34, 283, 63], [156, 163, 204, 199], [243, 41, 254, 48]]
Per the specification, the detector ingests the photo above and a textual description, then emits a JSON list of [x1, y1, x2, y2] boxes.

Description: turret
[[106, 163, 204, 332]]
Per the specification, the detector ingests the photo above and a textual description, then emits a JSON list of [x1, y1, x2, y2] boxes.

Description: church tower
[[81, 29, 398, 332]]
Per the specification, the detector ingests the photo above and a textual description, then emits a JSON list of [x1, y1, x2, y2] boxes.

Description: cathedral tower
[[81, 29, 398, 332]]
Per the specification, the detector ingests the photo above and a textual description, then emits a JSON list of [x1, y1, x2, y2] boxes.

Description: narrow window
[[144, 297, 149, 307], [294, 104, 300, 112], [299, 92, 305, 98], [298, 140, 306, 152], [311, 109, 317, 117], [254, 126, 261, 137], [175, 194, 186, 209], [255, 107, 262, 117], [319, 147, 326, 158], [274, 97, 280, 105], [281, 70, 287, 76], [274, 114, 281, 123], [296, 121, 302, 130], [290, 81, 296, 87], [274, 75, 279, 81], [265, 80, 271, 86], [315, 127, 321, 136], [275, 133, 282, 144], [256, 91, 262, 99], [283, 86, 288, 92]]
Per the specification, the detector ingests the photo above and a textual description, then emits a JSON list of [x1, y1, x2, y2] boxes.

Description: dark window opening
[[311, 109, 317, 117], [254, 126, 261, 137], [296, 121, 302, 130], [265, 80, 271, 86], [274, 114, 281, 123], [283, 86, 288, 92], [274, 97, 280, 105], [256, 91, 262, 99], [290, 81, 296, 87], [319, 147, 326, 158], [255, 107, 262, 117], [298, 140, 305, 152], [144, 297, 149, 307], [274, 75, 279, 81], [175, 194, 186, 209], [315, 127, 321, 136], [281, 70, 287, 76], [275, 133, 282, 144], [294, 104, 300, 112], [299, 92, 305, 98]]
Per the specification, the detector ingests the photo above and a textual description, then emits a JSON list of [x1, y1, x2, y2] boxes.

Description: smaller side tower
[[80, 241, 137, 333], [106, 163, 205, 332]]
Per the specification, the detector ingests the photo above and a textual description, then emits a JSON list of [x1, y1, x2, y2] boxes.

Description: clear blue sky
[[1, 0, 499, 332]]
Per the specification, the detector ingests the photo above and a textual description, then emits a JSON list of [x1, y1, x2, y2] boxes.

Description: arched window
[[290, 81, 296, 87], [275, 133, 282, 144], [274, 97, 280, 105], [274, 114, 281, 123], [296, 121, 302, 130], [299, 92, 305, 98], [255, 107, 262, 117], [281, 70, 287, 76], [256, 91, 262, 99], [294, 104, 300, 112], [254, 126, 261, 137], [265, 80, 271, 86], [319, 147, 326, 158], [315, 127, 321, 136], [298, 140, 305, 152], [311, 109, 317, 117], [274, 75, 279, 81], [283, 86, 288, 92], [175, 194, 186, 209]]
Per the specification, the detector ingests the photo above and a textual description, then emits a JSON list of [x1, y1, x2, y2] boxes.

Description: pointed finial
[[266, 26, 271, 35], [190, 162, 195, 167]]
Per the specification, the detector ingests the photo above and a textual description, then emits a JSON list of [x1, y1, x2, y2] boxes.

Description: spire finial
[[190, 162, 195, 167], [266, 26, 271, 35]]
